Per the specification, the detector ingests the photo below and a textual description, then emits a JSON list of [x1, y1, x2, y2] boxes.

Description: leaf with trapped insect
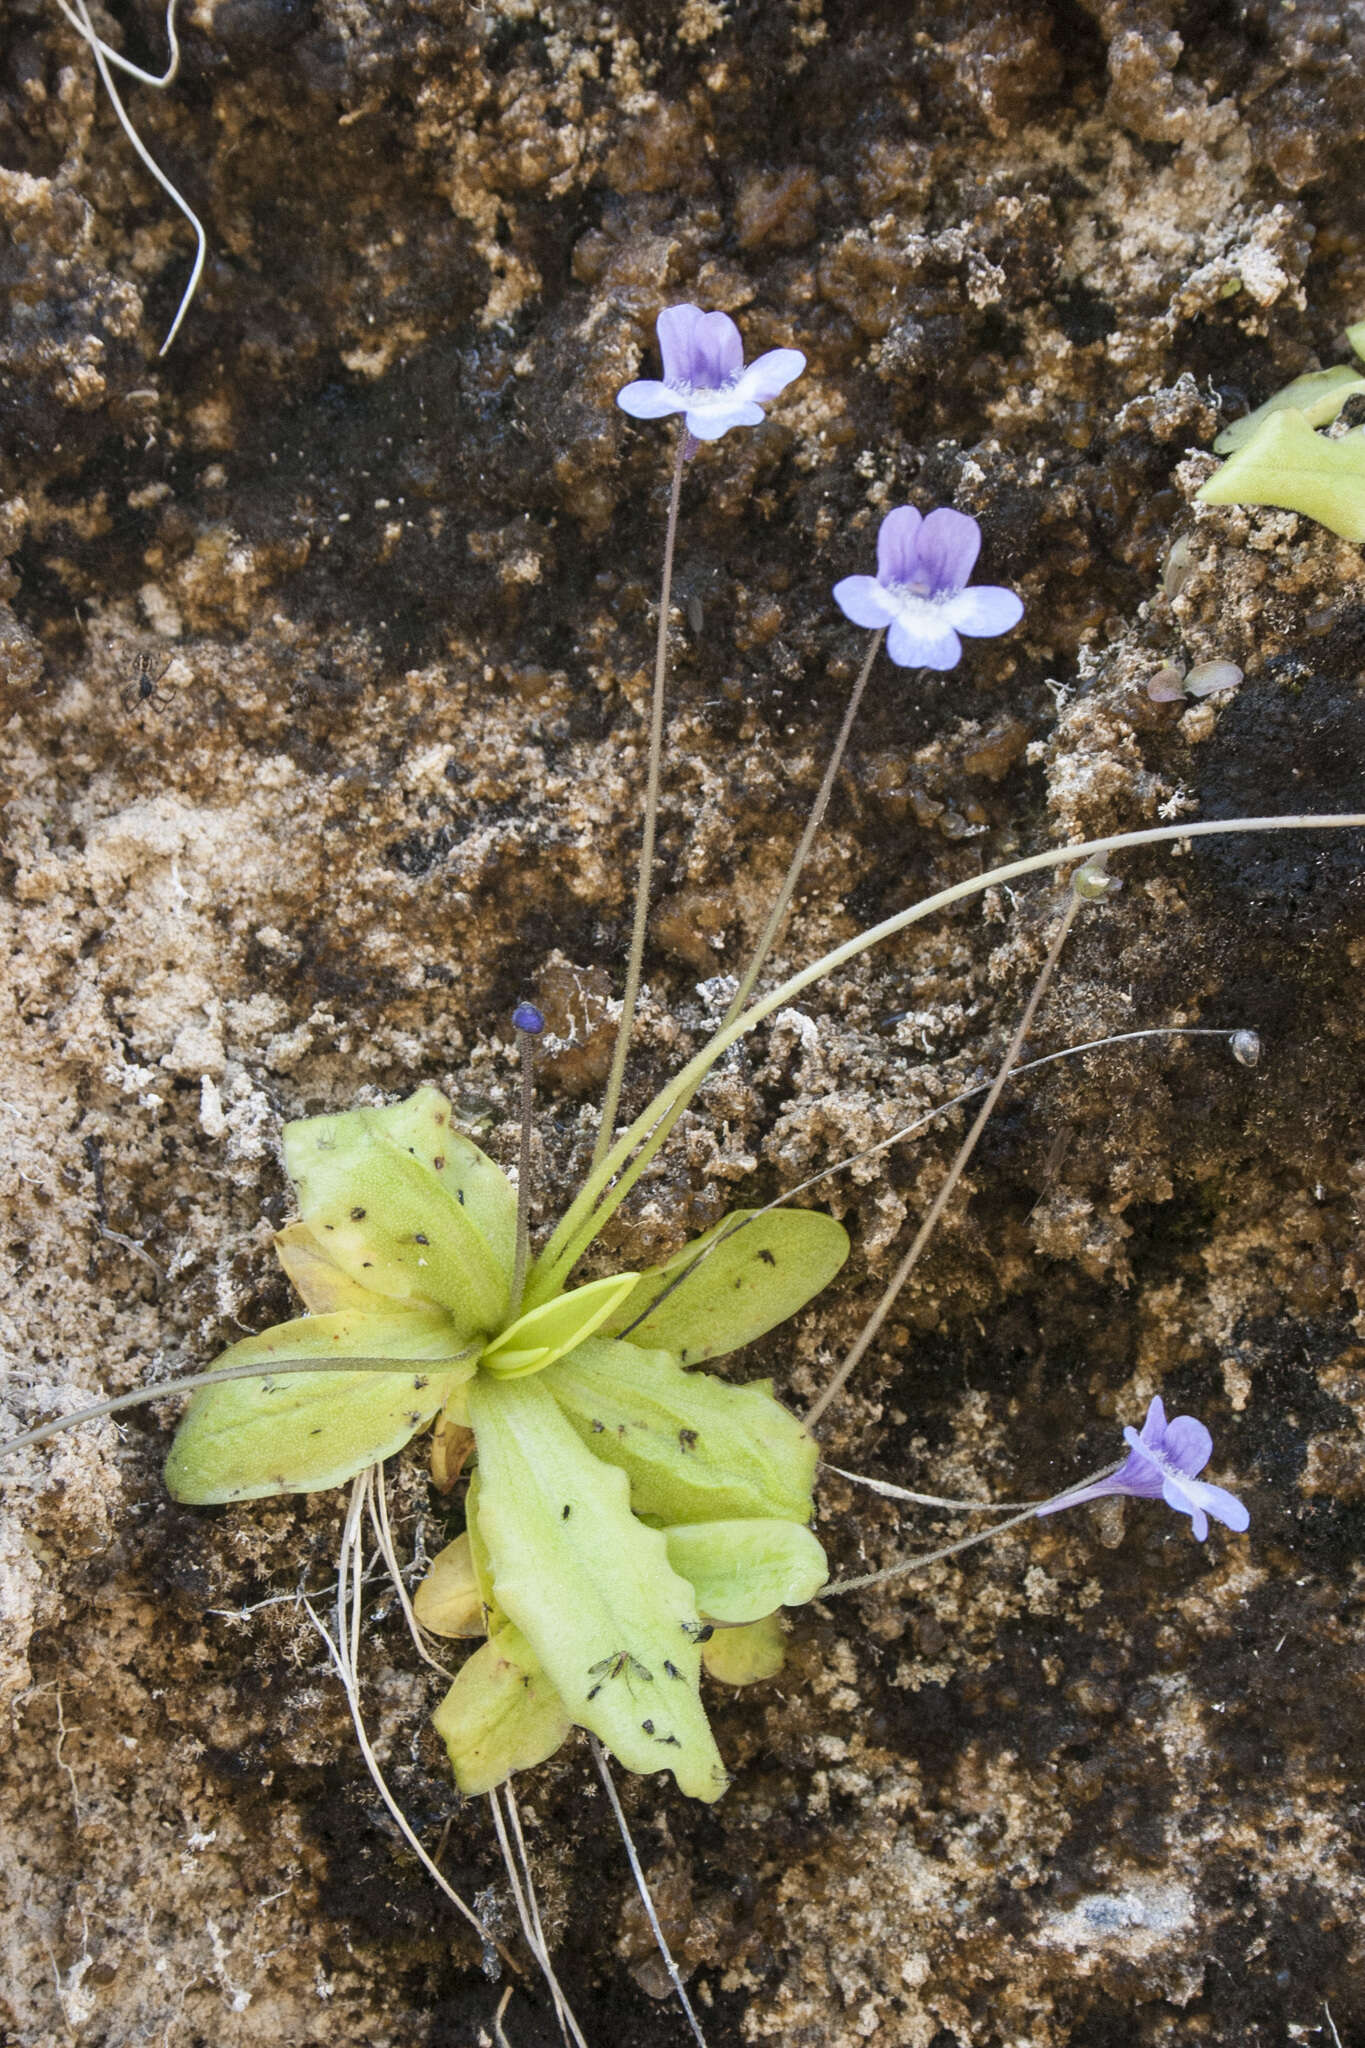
[[161, 1078, 849, 1800]]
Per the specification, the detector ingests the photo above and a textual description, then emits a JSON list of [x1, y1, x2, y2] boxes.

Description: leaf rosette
[[166, 1086, 847, 1800]]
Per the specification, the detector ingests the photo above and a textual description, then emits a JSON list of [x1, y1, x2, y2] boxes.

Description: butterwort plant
[[3, 292, 1352, 2048], [163, 1083, 847, 1801]]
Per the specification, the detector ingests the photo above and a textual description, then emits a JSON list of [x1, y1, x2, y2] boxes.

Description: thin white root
[[589, 1736, 708, 2048], [303, 1471, 513, 1971], [61, 0, 206, 353], [366, 1464, 454, 1678], [488, 1785, 588, 2048], [55, 0, 182, 84]]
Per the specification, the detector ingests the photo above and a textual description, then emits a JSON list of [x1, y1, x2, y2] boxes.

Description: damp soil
[[2, 1, 1365, 2044]]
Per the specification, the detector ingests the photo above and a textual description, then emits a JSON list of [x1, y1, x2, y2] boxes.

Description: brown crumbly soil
[[3, 1, 1365, 2043]]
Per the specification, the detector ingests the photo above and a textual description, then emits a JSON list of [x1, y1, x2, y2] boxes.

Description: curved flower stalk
[[617, 304, 806, 443], [833, 505, 1024, 670], [165, 1087, 847, 1802]]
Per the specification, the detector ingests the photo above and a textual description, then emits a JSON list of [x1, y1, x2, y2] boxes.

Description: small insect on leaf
[[600, 1207, 849, 1363], [545, 1336, 818, 1525], [468, 1374, 729, 1800], [702, 1613, 787, 1687]]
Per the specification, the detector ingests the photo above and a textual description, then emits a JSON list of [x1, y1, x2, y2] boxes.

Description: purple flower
[[833, 505, 1024, 671], [1037, 1396, 1250, 1541], [616, 304, 806, 443]]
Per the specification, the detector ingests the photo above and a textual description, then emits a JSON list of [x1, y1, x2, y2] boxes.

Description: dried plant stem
[[723, 628, 884, 1027], [591, 430, 690, 1174], [590, 1736, 709, 2048], [305, 1472, 514, 1970], [614, 1023, 1245, 1341], [488, 1786, 587, 2048], [0, 1349, 476, 1463], [804, 889, 1082, 1429]]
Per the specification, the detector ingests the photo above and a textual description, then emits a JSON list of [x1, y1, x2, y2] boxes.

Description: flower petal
[[1162, 1478, 1211, 1540], [657, 304, 743, 391], [734, 347, 806, 405], [685, 400, 765, 441], [876, 506, 923, 585], [887, 616, 961, 670], [617, 379, 687, 421], [691, 309, 744, 387], [832, 574, 896, 629], [940, 585, 1024, 638], [1160, 1414, 1213, 1478], [1137, 1395, 1168, 1445], [1164, 1471, 1249, 1536], [655, 304, 706, 387], [913, 507, 982, 596]]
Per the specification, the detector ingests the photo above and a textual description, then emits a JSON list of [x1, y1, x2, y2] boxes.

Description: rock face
[[2, 2, 1364, 2043]]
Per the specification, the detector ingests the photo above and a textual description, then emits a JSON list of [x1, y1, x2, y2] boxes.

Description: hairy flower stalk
[[726, 503, 1025, 1028]]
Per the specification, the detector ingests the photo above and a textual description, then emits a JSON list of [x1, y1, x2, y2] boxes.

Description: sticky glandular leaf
[[703, 1613, 786, 1686], [469, 1374, 728, 1801], [432, 1626, 571, 1795], [663, 1518, 828, 1622], [412, 1532, 484, 1638], [282, 1092, 513, 1330], [359, 1087, 517, 1272], [1197, 406, 1365, 540], [1213, 363, 1365, 453], [273, 1221, 394, 1313], [164, 1306, 474, 1503], [599, 1208, 849, 1364], [544, 1337, 817, 1525]]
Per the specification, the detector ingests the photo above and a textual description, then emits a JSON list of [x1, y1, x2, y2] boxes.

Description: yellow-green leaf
[[282, 1094, 512, 1330], [703, 1614, 787, 1687], [600, 1209, 849, 1364], [479, 1271, 641, 1379], [273, 1221, 394, 1314], [359, 1087, 517, 1273], [432, 1627, 571, 1795], [469, 1375, 729, 1801], [413, 1533, 485, 1638], [544, 1337, 817, 1526], [164, 1307, 473, 1503], [1197, 406, 1365, 541], [663, 1519, 828, 1623], [1213, 365, 1365, 453]]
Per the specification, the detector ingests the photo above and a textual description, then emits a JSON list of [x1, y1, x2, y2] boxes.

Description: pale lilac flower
[[1037, 1395, 1250, 1541], [616, 304, 806, 443], [833, 505, 1024, 671]]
